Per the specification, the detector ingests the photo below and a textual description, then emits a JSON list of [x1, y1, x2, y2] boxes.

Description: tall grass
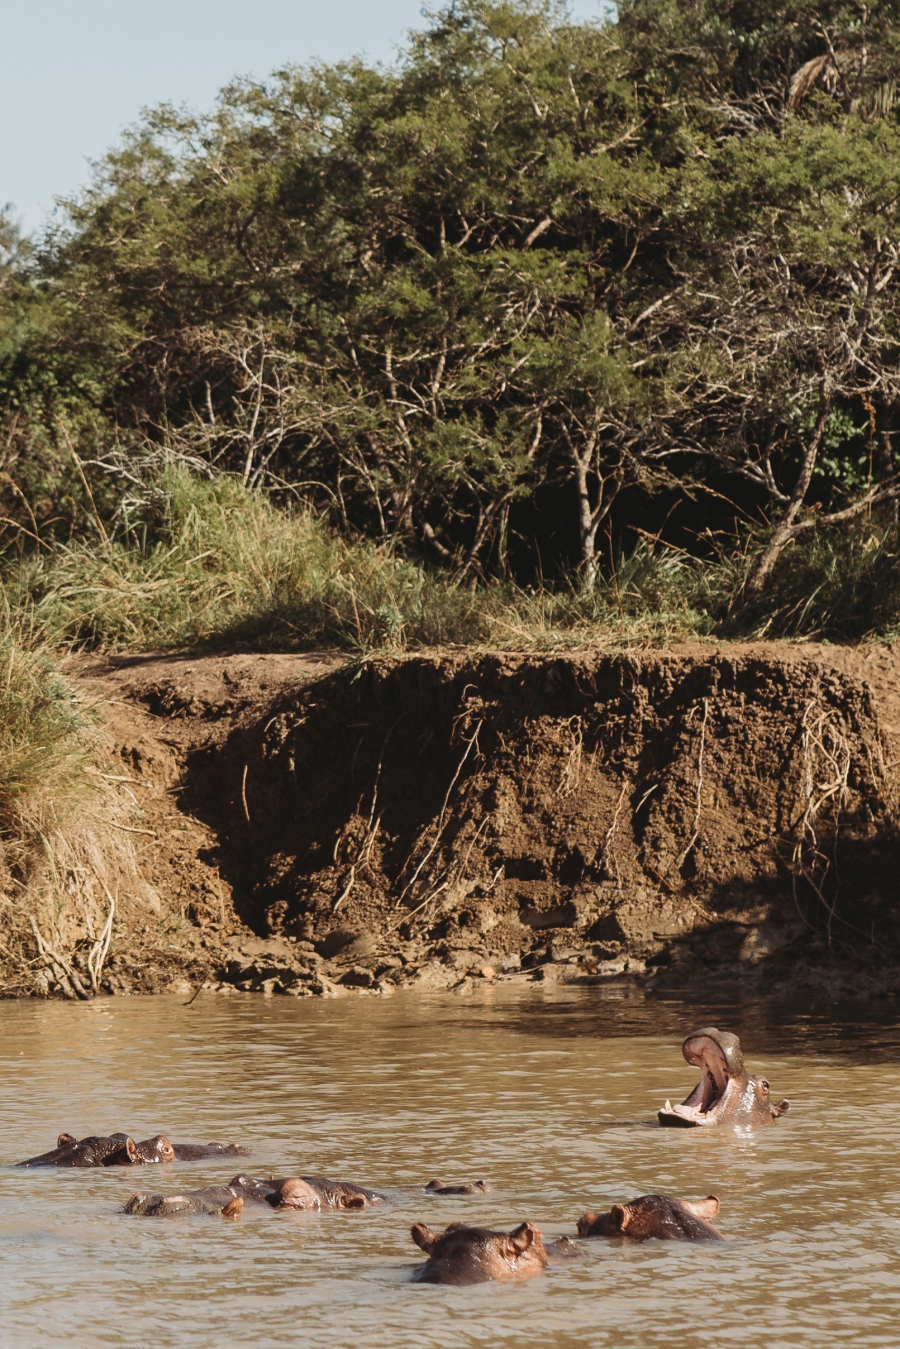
[[4, 466, 900, 656], [6, 470, 494, 650], [0, 620, 101, 842], [0, 614, 143, 993], [2, 468, 711, 653]]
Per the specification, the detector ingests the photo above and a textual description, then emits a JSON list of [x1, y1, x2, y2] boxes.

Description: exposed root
[[790, 699, 861, 945], [673, 698, 709, 875], [396, 720, 482, 908], [333, 748, 385, 912], [556, 716, 583, 797], [598, 783, 627, 888]]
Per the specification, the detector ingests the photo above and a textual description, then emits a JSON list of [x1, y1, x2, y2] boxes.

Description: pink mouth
[[659, 1032, 739, 1126]]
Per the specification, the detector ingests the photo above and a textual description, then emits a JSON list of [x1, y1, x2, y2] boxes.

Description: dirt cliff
[[69, 641, 900, 1002]]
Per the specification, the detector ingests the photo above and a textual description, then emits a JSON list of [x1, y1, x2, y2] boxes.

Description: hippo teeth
[[664, 1100, 673, 1112]]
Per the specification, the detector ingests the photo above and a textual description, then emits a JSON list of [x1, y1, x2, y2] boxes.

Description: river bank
[[23, 640, 894, 1005]]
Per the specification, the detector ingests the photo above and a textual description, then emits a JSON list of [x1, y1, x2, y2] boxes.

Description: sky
[[3, 0, 606, 237]]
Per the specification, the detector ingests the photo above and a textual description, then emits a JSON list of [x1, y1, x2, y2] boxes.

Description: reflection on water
[[1, 984, 899, 1348]]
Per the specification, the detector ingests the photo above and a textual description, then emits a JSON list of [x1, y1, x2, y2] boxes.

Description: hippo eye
[[760, 1080, 770, 1091]]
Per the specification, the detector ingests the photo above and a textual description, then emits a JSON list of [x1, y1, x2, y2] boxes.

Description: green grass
[[0, 613, 143, 993], [4, 466, 900, 656], [0, 618, 103, 840], [0, 467, 710, 653]]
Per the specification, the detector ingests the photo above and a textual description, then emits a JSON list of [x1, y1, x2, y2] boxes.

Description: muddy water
[[2, 987, 900, 1348]]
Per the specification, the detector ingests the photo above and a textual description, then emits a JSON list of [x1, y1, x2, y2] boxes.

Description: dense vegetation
[[4, 0, 900, 644]]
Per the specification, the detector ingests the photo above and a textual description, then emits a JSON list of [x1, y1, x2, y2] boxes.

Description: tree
[[6, 0, 900, 599]]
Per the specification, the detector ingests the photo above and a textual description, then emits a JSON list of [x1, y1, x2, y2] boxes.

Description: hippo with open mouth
[[657, 1028, 790, 1128]]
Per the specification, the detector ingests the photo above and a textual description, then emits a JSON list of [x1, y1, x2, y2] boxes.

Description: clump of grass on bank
[[0, 616, 142, 993], [2, 468, 710, 653], [725, 523, 900, 641], [4, 467, 900, 654], [5, 469, 495, 651], [0, 620, 101, 842]]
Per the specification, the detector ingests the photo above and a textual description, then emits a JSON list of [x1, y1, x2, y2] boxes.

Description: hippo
[[125, 1172, 384, 1216], [266, 1176, 386, 1210], [577, 1194, 725, 1242], [17, 1133, 252, 1167], [170, 1142, 252, 1161], [410, 1221, 579, 1285], [425, 1179, 492, 1195], [124, 1184, 248, 1217], [17, 1133, 141, 1167], [657, 1028, 790, 1128]]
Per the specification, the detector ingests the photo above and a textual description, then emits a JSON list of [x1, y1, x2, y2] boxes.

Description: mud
[[56, 641, 900, 1003]]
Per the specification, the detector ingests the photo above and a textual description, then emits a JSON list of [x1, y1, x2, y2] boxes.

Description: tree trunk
[[566, 412, 623, 590], [877, 404, 898, 523], [742, 387, 831, 603], [572, 448, 599, 587]]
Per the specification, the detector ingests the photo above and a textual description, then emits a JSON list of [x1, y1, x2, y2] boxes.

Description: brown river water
[[2, 984, 900, 1348]]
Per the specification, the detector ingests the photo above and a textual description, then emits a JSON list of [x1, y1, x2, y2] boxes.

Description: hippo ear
[[57, 1133, 77, 1149], [609, 1204, 630, 1232], [125, 1137, 138, 1162], [685, 1196, 720, 1221], [220, 1198, 243, 1219], [411, 1223, 438, 1254], [773, 1099, 790, 1117], [576, 1212, 599, 1237], [339, 1194, 368, 1209], [508, 1221, 538, 1255]]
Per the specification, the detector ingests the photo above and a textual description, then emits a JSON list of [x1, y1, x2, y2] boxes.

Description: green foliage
[[4, 0, 900, 600]]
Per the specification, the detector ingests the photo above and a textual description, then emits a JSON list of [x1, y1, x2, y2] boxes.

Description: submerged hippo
[[267, 1176, 385, 1210], [124, 1184, 249, 1217], [577, 1194, 725, 1242], [411, 1221, 579, 1285], [170, 1142, 252, 1161], [17, 1133, 251, 1167], [18, 1133, 141, 1168], [657, 1028, 790, 1128], [125, 1172, 384, 1215], [425, 1179, 492, 1195]]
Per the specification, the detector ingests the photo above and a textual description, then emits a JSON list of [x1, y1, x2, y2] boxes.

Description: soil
[[66, 640, 900, 1004]]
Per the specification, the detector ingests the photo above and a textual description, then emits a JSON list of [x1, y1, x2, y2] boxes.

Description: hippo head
[[268, 1179, 323, 1211], [425, 1179, 492, 1195], [123, 1191, 244, 1218], [411, 1221, 549, 1285], [577, 1195, 724, 1242], [658, 1028, 790, 1128], [133, 1135, 176, 1164], [101, 1134, 140, 1165]]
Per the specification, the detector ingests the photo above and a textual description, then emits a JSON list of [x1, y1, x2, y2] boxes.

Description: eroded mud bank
[[61, 642, 900, 1003]]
